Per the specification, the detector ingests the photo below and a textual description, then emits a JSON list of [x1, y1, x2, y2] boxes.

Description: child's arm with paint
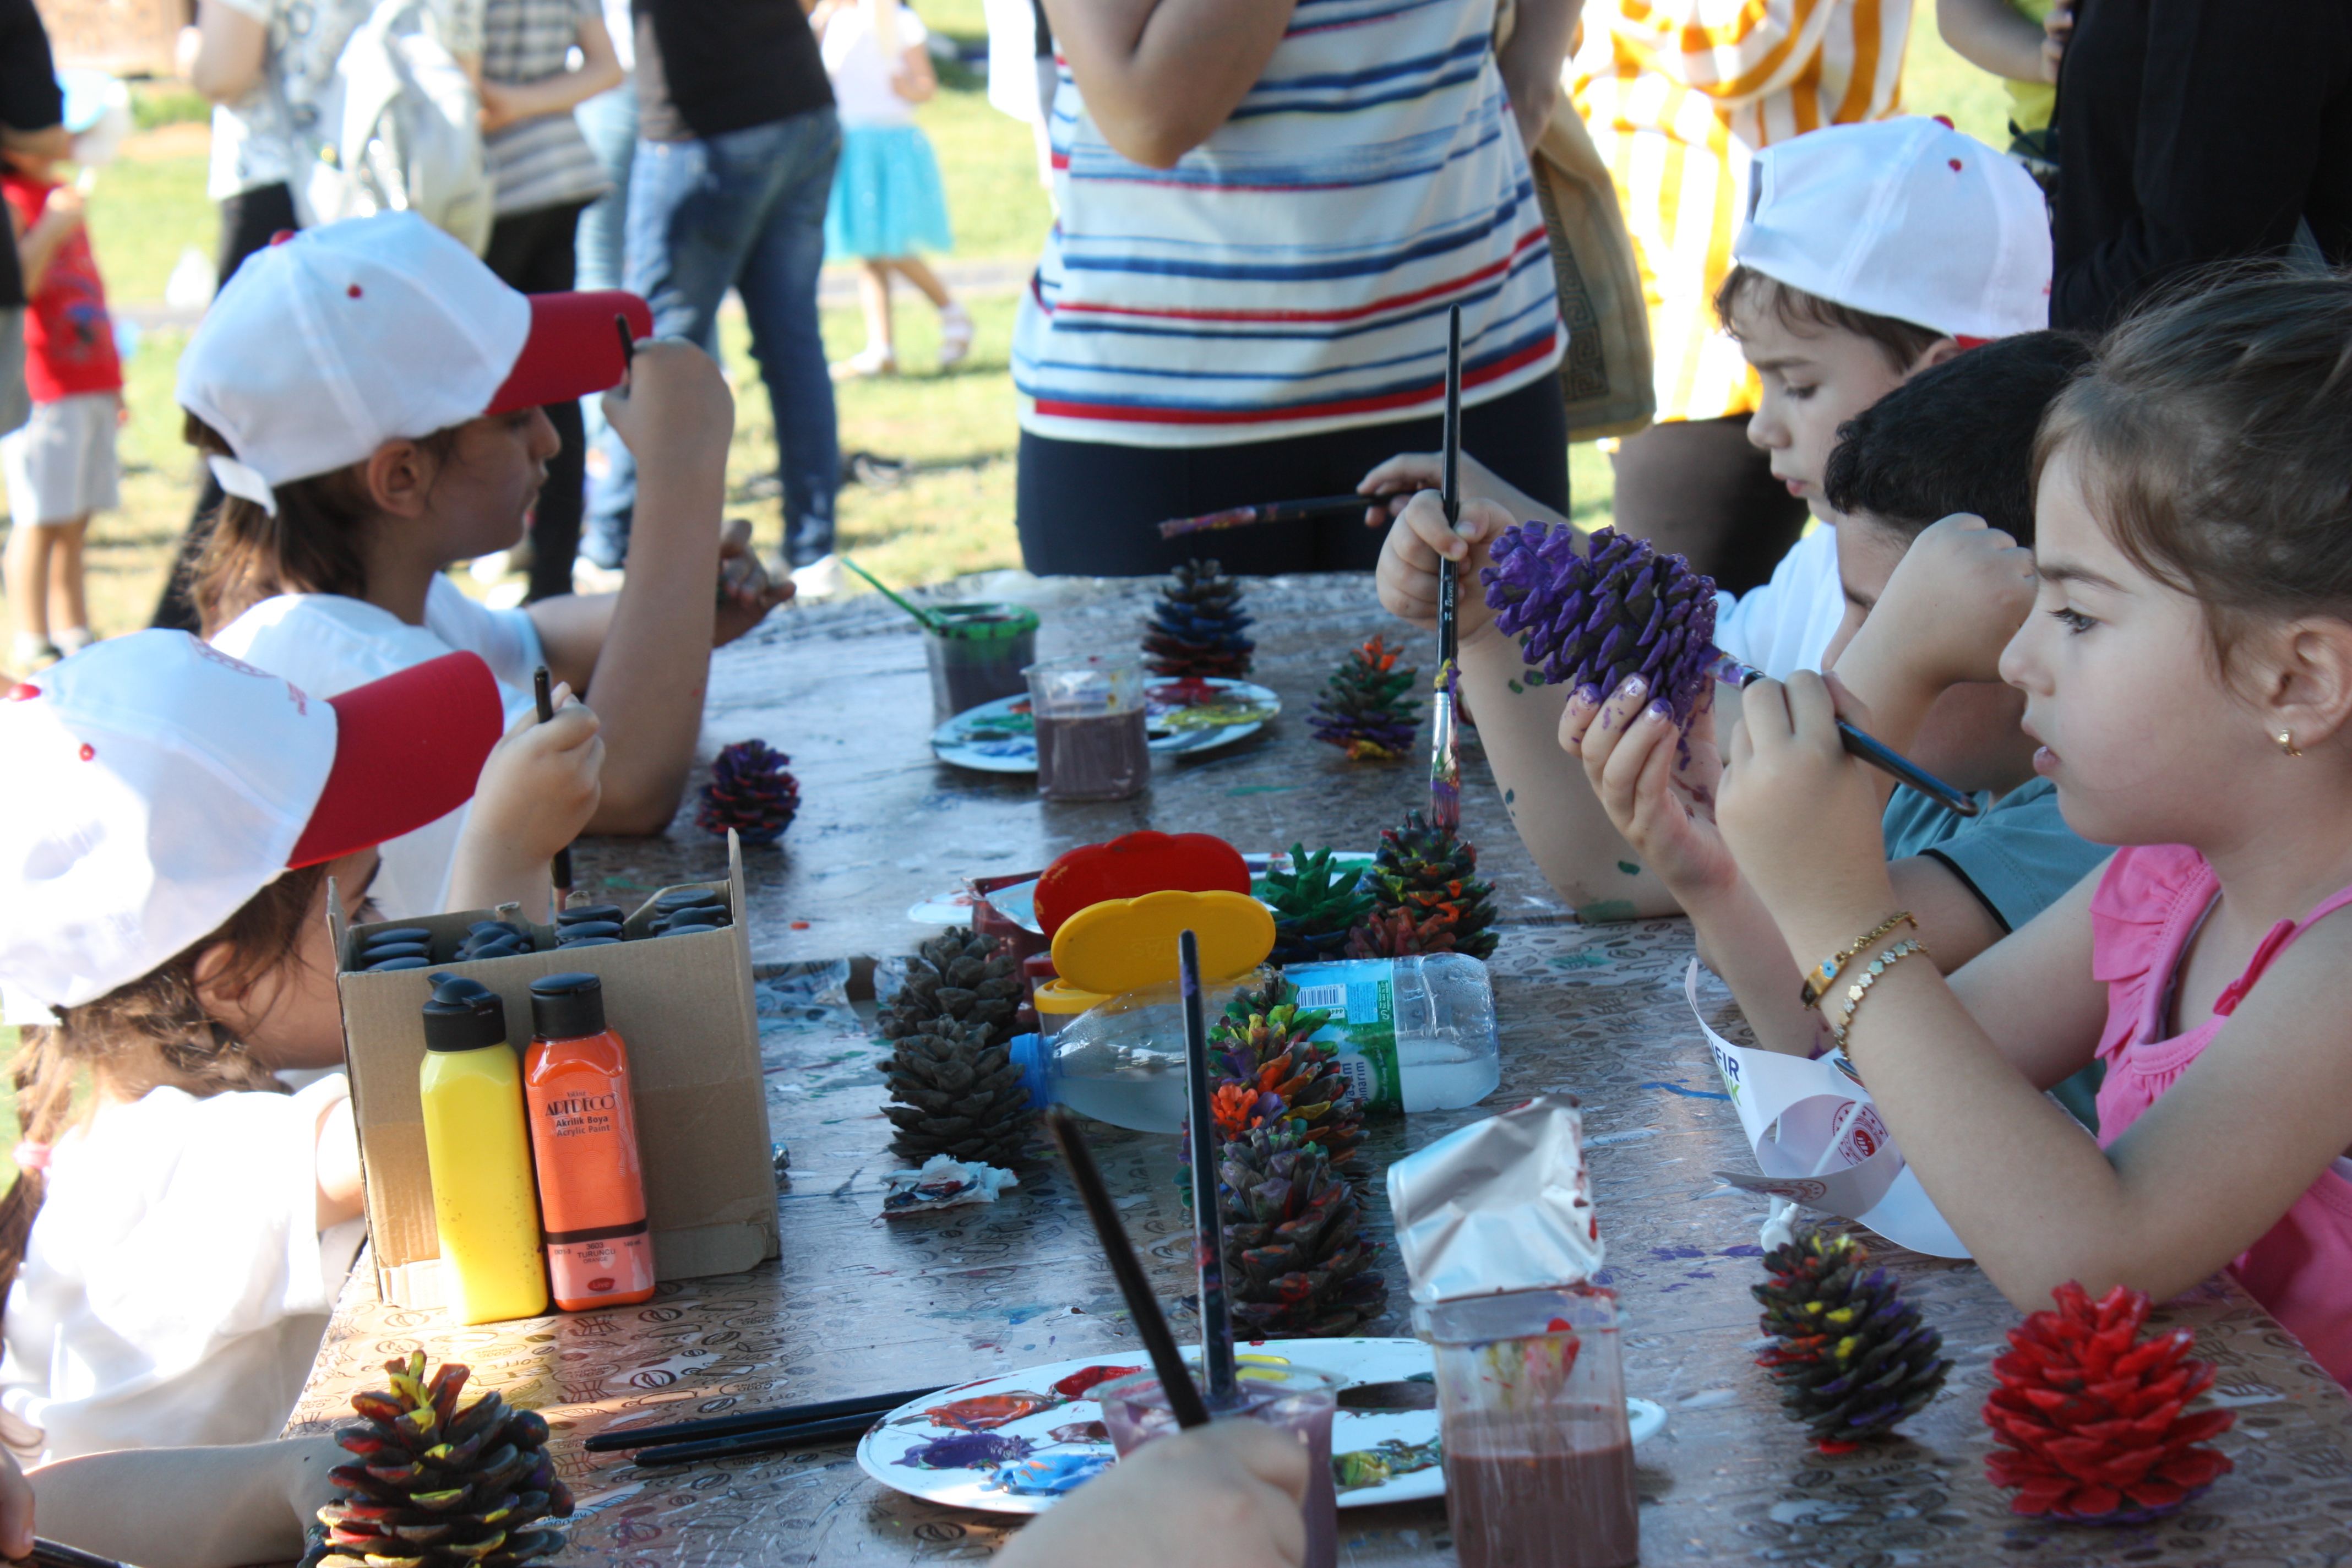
[[525, 340, 781, 836], [449, 681, 605, 920], [1721, 671, 2352, 1309], [1374, 489, 1690, 921]]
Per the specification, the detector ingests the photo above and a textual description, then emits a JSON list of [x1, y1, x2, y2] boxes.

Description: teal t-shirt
[[1881, 775, 2110, 1127]]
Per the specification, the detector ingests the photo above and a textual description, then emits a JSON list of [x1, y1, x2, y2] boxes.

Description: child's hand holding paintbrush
[[448, 678, 605, 921]]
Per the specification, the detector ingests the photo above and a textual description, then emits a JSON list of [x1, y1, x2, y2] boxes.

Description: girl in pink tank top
[[1712, 269, 2352, 1390]]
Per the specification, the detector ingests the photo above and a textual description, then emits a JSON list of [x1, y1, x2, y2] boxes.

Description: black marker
[[615, 312, 636, 374]]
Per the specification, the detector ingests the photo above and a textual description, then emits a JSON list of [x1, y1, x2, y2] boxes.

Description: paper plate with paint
[[857, 1338, 1665, 1515], [930, 679, 1281, 774]]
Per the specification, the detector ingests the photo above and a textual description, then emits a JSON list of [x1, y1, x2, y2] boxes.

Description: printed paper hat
[[0, 632, 503, 1017], [1734, 117, 2052, 344]]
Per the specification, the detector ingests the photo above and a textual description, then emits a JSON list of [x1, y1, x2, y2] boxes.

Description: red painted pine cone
[[1982, 1281, 2235, 1523]]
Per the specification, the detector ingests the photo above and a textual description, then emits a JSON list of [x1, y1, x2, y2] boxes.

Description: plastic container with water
[[1008, 955, 1500, 1132]]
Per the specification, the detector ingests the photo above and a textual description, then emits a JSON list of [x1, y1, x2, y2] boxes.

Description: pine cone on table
[[696, 739, 799, 845], [1344, 905, 1459, 959], [1753, 1231, 1951, 1452], [880, 928, 1023, 1047], [1257, 844, 1374, 965], [1983, 1281, 2235, 1523], [883, 1016, 1035, 1167], [300, 1353, 571, 1568], [1309, 636, 1420, 760], [1480, 522, 1719, 732], [1359, 810, 1499, 960], [1206, 977, 1361, 1173], [1220, 1123, 1385, 1337], [1142, 558, 1255, 680]]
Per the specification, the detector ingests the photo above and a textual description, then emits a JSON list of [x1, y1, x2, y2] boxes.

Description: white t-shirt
[[821, 2, 928, 128], [1711, 525, 1848, 681], [0, 1075, 363, 1462], [211, 578, 544, 919]]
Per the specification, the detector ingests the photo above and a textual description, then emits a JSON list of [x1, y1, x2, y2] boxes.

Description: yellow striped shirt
[[1569, 0, 1910, 423]]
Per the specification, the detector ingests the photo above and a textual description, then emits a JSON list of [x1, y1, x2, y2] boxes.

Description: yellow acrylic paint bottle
[[418, 974, 549, 1324]]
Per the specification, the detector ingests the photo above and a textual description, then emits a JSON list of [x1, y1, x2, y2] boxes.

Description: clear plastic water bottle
[[1014, 957, 1499, 1132]]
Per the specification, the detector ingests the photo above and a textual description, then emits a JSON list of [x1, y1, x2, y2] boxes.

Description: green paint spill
[[601, 875, 659, 891], [1576, 899, 1638, 923], [1504, 788, 1516, 805], [1507, 679, 1523, 694], [1548, 952, 1611, 971], [1524, 669, 1548, 686], [1227, 785, 1299, 796], [1618, 861, 1641, 876]]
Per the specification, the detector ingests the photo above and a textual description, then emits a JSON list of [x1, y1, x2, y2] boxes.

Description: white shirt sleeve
[[1709, 525, 1849, 680], [0, 1077, 356, 1460], [423, 574, 546, 690]]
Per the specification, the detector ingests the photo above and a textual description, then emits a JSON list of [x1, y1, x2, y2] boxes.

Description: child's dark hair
[[1822, 331, 2094, 545], [182, 416, 462, 636], [1714, 265, 1948, 375], [0, 866, 324, 1298], [2033, 265, 2352, 677]]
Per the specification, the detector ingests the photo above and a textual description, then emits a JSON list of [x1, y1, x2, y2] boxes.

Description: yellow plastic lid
[[1048, 888, 1276, 996], [1033, 978, 1113, 1017]]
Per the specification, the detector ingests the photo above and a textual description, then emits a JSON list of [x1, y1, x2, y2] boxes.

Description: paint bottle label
[[1288, 960, 1402, 1112], [525, 1031, 657, 1310]]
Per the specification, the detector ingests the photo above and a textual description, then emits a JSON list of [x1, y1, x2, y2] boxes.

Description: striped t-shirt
[[1570, 0, 1909, 423], [1012, 0, 1565, 449]]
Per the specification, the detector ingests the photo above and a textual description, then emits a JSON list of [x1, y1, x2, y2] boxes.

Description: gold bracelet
[[1799, 911, 1918, 1010], [1827, 939, 1930, 1052]]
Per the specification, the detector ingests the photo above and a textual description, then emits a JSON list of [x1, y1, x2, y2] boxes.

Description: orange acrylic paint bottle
[[524, 972, 657, 1310]]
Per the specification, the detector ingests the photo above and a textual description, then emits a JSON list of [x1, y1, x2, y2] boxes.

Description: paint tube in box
[[1283, 956, 1499, 1113]]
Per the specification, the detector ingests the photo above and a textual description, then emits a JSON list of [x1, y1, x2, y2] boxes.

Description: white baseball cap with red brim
[[0, 631, 505, 1020], [175, 210, 654, 514]]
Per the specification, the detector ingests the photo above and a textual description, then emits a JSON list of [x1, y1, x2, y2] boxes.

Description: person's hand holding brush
[[450, 684, 605, 919]]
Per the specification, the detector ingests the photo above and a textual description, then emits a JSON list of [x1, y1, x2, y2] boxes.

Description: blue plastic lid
[[1006, 1032, 1047, 1111]]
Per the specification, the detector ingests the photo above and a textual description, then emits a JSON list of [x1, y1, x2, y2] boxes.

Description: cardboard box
[[330, 836, 778, 1311]]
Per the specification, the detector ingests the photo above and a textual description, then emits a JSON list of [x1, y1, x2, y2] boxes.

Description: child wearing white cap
[[0, 630, 596, 1461], [1362, 116, 2051, 917], [176, 210, 787, 922]]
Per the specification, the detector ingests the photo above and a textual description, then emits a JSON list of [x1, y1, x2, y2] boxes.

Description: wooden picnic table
[[287, 576, 2352, 1566]]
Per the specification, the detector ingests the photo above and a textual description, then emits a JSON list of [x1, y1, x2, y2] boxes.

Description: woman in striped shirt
[[1014, 0, 1569, 577]]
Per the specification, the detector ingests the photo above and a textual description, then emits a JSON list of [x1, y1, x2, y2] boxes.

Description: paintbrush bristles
[[1481, 522, 1721, 733]]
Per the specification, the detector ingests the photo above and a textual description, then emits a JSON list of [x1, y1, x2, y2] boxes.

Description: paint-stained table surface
[[289, 577, 2352, 1565]]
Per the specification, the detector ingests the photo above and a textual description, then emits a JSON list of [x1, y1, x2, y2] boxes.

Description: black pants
[[483, 200, 592, 603], [1604, 414, 1810, 599], [1015, 373, 1568, 578], [153, 182, 302, 632]]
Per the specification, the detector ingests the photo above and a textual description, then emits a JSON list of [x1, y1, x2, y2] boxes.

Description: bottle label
[[546, 1223, 655, 1306], [1286, 961, 1401, 1113]]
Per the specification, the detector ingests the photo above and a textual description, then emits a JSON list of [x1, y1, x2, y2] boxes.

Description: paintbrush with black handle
[[1429, 304, 1464, 834]]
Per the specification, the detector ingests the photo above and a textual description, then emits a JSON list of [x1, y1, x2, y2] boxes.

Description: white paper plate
[[930, 679, 1280, 774], [856, 1339, 1666, 1516]]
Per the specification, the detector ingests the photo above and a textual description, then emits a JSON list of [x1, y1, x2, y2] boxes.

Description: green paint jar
[[926, 602, 1041, 720]]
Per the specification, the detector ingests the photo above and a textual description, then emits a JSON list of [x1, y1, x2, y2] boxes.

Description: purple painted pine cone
[[1479, 523, 1721, 731]]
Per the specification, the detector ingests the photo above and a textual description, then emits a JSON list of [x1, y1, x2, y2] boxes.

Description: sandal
[[830, 345, 898, 380], [938, 303, 975, 369]]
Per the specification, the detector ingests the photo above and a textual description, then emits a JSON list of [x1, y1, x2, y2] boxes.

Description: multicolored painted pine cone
[[1753, 1231, 1950, 1451], [696, 739, 799, 845]]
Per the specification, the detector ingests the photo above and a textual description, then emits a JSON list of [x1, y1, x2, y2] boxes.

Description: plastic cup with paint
[[927, 602, 1040, 721], [1096, 1365, 1341, 1568], [1022, 654, 1149, 803], [1414, 1286, 1637, 1568]]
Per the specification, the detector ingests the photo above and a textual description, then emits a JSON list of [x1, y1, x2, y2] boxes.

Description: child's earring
[[2279, 728, 2304, 758]]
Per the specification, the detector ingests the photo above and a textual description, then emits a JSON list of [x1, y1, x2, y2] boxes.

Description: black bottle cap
[[655, 888, 723, 911], [530, 971, 607, 1039], [557, 904, 625, 926], [422, 973, 508, 1052], [366, 927, 434, 949]]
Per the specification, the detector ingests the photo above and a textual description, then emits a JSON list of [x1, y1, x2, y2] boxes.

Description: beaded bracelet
[[1799, 911, 1918, 1010], [1827, 939, 1930, 1052]]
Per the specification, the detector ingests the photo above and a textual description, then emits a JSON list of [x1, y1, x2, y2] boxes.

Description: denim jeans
[[573, 78, 636, 488], [583, 106, 843, 569]]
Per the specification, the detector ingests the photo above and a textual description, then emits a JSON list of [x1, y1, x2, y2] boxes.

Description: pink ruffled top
[[2091, 844, 2352, 1387]]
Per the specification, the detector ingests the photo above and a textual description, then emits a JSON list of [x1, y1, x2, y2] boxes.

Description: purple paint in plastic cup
[[1096, 1365, 1341, 1568]]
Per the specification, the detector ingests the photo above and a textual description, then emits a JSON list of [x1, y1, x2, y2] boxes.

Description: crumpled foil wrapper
[[1386, 1094, 1602, 1302]]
